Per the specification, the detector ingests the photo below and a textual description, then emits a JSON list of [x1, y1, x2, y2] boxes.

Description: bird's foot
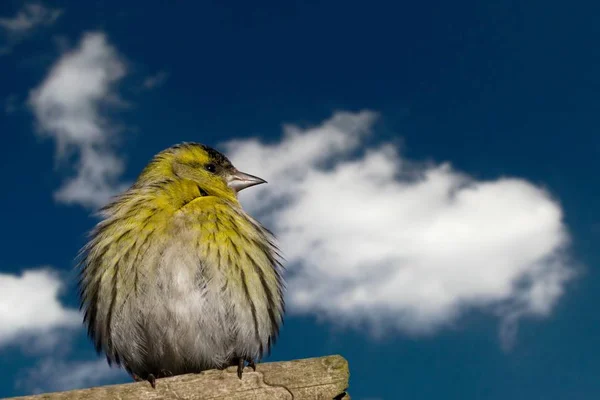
[[141, 369, 174, 388], [159, 369, 174, 378], [237, 358, 244, 379], [147, 373, 157, 389], [236, 357, 257, 379]]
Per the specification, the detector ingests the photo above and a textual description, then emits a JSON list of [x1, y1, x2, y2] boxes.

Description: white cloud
[[18, 358, 127, 394], [142, 71, 168, 89], [224, 110, 576, 346], [0, 269, 80, 348], [29, 32, 129, 209], [0, 3, 62, 53], [0, 268, 126, 394]]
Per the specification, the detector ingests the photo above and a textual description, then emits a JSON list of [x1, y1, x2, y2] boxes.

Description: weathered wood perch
[[10, 355, 349, 400]]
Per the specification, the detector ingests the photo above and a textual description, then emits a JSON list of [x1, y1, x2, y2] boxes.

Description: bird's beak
[[227, 169, 267, 192]]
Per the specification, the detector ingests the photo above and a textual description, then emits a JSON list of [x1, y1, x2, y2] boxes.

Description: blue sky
[[0, 1, 599, 399]]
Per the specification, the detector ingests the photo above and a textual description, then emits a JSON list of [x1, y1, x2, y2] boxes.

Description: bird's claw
[[147, 373, 156, 389], [237, 358, 244, 379], [236, 357, 257, 379]]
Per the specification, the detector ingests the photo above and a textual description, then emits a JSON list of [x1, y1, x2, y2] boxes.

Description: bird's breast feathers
[[83, 196, 284, 371]]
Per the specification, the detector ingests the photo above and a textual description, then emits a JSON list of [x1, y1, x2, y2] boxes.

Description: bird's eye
[[205, 163, 216, 173]]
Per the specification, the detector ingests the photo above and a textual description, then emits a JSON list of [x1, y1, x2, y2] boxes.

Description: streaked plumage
[[77, 143, 285, 386]]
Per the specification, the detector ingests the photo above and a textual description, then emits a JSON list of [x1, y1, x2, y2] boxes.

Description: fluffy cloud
[[0, 3, 62, 53], [29, 32, 129, 209], [0, 270, 126, 394], [224, 110, 576, 345], [0, 269, 80, 348]]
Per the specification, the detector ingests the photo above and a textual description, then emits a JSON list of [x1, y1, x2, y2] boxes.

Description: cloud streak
[[29, 32, 129, 209], [0, 3, 62, 53], [224, 111, 576, 345], [18, 358, 127, 394], [142, 71, 168, 89]]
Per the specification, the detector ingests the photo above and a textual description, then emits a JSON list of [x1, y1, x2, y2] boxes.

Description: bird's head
[[137, 142, 266, 202]]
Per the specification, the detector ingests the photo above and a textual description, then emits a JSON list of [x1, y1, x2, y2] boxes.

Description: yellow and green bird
[[78, 143, 285, 387]]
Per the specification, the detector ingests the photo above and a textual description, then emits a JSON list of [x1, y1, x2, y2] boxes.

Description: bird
[[77, 142, 285, 388]]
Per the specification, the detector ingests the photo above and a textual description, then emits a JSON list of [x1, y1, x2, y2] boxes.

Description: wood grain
[[8, 355, 350, 400]]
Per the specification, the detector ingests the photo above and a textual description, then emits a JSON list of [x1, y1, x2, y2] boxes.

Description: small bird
[[78, 143, 285, 388]]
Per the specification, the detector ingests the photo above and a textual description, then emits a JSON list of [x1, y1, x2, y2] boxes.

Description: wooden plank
[[9, 355, 350, 400]]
